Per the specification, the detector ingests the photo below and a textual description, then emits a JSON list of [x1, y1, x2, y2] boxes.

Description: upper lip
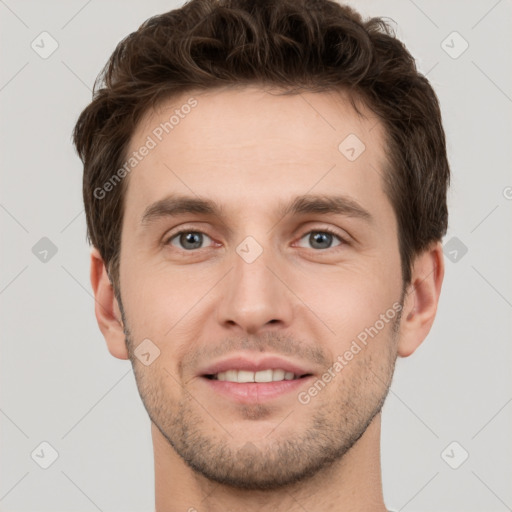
[[198, 353, 314, 377]]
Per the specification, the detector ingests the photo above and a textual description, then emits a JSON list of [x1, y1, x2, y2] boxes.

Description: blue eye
[[297, 229, 344, 250], [165, 228, 346, 252], [167, 231, 213, 250]]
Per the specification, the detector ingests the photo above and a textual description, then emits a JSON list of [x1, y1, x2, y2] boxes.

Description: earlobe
[[90, 247, 129, 360], [397, 242, 445, 358]]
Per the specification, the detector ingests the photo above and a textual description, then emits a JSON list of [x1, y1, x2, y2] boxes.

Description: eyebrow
[[140, 193, 373, 226]]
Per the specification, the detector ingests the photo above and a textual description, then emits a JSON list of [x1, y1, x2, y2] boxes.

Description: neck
[[153, 413, 388, 512]]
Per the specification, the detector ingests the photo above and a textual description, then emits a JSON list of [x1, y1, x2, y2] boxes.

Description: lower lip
[[201, 376, 313, 403]]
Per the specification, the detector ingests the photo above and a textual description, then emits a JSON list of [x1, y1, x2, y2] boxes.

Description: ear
[[90, 247, 129, 360], [398, 241, 445, 358]]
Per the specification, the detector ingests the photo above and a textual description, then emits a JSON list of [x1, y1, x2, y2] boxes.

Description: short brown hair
[[73, 0, 449, 291]]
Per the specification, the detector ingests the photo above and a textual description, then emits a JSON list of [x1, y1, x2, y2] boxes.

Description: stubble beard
[[122, 317, 401, 491]]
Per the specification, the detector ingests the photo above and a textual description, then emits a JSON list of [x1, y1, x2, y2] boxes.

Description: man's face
[[117, 86, 404, 489]]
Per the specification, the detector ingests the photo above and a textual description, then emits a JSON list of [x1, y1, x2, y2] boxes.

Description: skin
[[90, 85, 444, 511]]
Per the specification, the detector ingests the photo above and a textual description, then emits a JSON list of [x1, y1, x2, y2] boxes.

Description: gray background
[[1, 0, 511, 511]]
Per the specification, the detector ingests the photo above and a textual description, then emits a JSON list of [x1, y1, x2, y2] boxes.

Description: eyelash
[[164, 226, 348, 251]]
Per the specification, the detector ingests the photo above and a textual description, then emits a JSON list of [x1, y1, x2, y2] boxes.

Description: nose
[[216, 243, 295, 335]]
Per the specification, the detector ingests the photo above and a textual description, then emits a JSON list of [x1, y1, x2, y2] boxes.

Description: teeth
[[215, 369, 300, 383], [237, 370, 254, 383], [254, 369, 273, 382], [225, 369, 237, 382], [272, 369, 285, 381]]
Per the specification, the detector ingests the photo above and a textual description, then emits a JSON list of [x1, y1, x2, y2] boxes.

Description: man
[[73, 0, 449, 510]]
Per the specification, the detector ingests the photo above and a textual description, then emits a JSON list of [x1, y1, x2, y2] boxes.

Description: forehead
[[122, 85, 390, 224]]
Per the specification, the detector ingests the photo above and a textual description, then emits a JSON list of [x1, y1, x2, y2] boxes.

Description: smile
[[205, 369, 311, 383]]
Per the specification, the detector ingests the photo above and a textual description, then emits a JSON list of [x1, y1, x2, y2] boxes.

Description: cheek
[[121, 261, 215, 340], [298, 259, 402, 345]]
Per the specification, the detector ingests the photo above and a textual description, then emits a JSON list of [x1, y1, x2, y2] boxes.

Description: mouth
[[203, 369, 312, 382], [201, 371, 314, 403], [197, 354, 316, 403]]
